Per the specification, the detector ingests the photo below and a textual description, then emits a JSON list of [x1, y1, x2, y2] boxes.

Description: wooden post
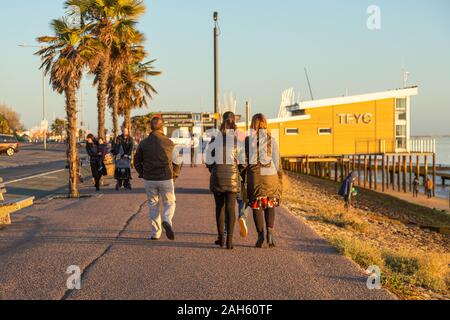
[[432, 154, 436, 197], [374, 155, 378, 191], [424, 155, 429, 195], [385, 156, 390, 191], [306, 155, 309, 175], [392, 155, 396, 190], [357, 155, 361, 186], [403, 156, 407, 193], [352, 156, 356, 172], [382, 155, 385, 192], [364, 156, 367, 189], [416, 155, 421, 186], [340, 158, 344, 181], [397, 156, 401, 192], [334, 161, 338, 182], [368, 155, 373, 189], [409, 156, 413, 192]]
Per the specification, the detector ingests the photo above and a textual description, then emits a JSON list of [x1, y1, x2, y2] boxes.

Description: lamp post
[[213, 12, 219, 129], [19, 44, 47, 151]]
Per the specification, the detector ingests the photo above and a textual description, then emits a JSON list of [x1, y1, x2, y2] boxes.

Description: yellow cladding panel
[[237, 98, 396, 156]]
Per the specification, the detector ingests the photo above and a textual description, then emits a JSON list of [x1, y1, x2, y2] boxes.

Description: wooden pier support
[[381, 156, 385, 192]]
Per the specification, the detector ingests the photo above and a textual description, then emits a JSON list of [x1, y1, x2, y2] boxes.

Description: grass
[[330, 234, 450, 298]]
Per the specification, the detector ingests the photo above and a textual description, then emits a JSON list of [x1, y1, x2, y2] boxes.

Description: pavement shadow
[[176, 188, 211, 195], [0, 234, 222, 251]]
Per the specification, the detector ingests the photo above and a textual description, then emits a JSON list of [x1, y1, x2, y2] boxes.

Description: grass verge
[[330, 234, 450, 299]]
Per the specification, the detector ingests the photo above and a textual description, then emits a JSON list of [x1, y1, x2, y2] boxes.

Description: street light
[[213, 12, 219, 129], [18, 44, 47, 152]]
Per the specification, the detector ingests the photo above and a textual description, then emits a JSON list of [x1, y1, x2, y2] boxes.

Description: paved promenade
[[0, 167, 394, 300]]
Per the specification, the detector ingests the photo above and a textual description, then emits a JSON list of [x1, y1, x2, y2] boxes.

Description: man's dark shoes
[[162, 221, 175, 241]]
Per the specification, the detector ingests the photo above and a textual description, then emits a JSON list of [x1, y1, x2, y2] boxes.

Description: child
[[339, 172, 357, 209]]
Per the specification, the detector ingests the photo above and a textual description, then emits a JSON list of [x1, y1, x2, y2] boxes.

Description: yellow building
[[239, 87, 420, 157]]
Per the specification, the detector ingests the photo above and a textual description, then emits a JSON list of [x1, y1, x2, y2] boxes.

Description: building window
[[292, 109, 306, 116], [285, 128, 299, 135], [396, 138, 407, 150], [396, 125, 407, 137], [318, 128, 332, 135], [396, 98, 407, 121]]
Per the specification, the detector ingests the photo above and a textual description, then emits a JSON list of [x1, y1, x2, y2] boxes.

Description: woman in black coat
[[86, 134, 103, 191], [245, 114, 283, 248], [206, 112, 246, 250]]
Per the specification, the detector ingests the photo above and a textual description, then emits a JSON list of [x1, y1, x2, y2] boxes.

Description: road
[[0, 143, 88, 200], [0, 167, 395, 300]]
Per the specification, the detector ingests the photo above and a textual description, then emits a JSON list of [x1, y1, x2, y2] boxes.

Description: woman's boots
[[255, 229, 276, 248], [267, 228, 276, 248], [226, 235, 234, 250], [215, 234, 226, 247], [255, 232, 265, 248], [215, 235, 234, 250]]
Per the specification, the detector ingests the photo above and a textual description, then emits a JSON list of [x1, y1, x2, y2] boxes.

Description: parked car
[[0, 134, 19, 156]]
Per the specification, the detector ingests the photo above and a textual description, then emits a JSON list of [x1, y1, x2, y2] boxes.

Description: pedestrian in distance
[[134, 117, 181, 241], [206, 112, 246, 249], [86, 134, 104, 191], [245, 114, 283, 248], [113, 125, 134, 190], [413, 175, 420, 198], [339, 172, 357, 210], [426, 176, 434, 199]]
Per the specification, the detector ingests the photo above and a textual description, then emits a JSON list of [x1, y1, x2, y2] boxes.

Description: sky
[[0, 0, 449, 135]]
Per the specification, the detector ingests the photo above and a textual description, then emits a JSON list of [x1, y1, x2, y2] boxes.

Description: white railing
[[408, 138, 436, 153]]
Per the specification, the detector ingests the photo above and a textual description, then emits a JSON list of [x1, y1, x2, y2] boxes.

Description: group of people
[[86, 127, 134, 191], [337, 171, 435, 210], [131, 113, 283, 250], [413, 175, 434, 199]]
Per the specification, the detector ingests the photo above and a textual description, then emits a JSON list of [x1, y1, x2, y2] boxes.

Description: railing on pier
[[282, 151, 438, 197], [408, 138, 436, 153]]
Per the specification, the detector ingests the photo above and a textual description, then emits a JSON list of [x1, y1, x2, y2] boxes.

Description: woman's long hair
[[250, 113, 270, 134], [250, 113, 273, 163], [220, 111, 237, 134]]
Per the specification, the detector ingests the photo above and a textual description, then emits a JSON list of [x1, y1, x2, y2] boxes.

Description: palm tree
[[36, 19, 95, 197], [107, 37, 146, 140], [66, 0, 146, 139], [120, 60, 161, 133]]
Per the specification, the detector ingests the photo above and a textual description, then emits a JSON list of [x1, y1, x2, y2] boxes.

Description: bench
[[0, 178, 35, 227]]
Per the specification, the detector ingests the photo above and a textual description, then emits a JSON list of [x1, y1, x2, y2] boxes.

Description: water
[[435, 136, 450, 166]]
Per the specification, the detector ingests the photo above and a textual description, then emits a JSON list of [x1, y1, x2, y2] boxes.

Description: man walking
[[134, 117, 181, 240]]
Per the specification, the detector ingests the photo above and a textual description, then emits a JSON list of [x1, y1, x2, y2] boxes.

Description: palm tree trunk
[[125, 108, 131, 134], [65, 87, 79, 198], [112, 85, 119, 140], [97, 53, 110, 139]]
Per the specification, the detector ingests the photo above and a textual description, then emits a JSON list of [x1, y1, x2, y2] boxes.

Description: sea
[[419, 136, 450, 199]]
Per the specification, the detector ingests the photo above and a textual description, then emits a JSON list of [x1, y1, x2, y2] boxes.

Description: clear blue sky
[[0, 0, 449, 135]]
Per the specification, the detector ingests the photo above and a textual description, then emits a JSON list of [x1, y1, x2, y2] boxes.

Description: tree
[[66, 0, 146, 139], [36, 18, 96, 197], [0, 114, 11, 134], [120, 60, 160, 133], [51, 118, 68, 138], [108, 39, 146, 140], [0, 104, 23, 132]]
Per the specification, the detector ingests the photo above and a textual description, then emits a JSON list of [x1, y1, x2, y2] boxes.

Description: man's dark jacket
[[134, 131, 181, 181]]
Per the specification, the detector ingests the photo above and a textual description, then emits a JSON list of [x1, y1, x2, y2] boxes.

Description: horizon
[[1, 0, 449, 135]]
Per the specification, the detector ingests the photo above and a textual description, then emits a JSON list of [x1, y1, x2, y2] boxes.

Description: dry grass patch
[[329, 234, 450, 299]]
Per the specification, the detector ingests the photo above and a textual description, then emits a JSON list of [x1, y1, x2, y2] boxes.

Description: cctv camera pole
[[213, 12, 219, 129]]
